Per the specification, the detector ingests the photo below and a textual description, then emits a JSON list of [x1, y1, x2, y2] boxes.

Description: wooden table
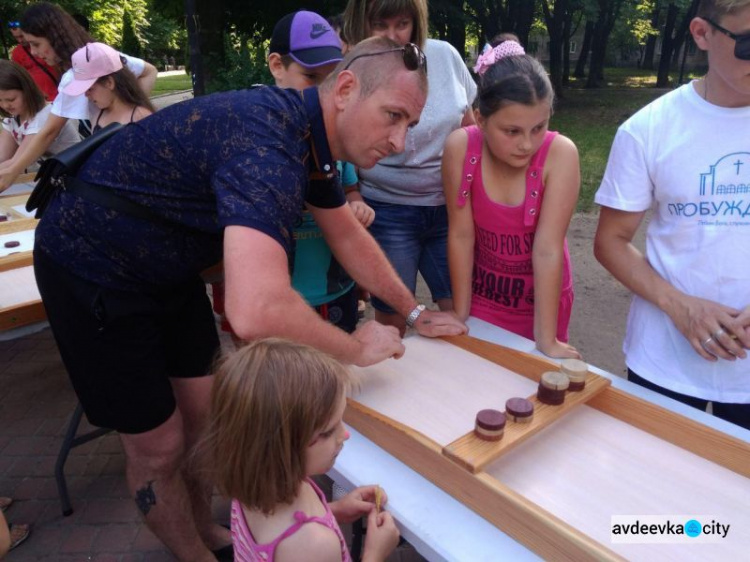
[[330, 317, 750, 561], [0, 174, 44, 332]]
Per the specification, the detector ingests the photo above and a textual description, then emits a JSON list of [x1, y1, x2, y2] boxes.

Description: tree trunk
[[508, 0, 537, 46], [185, 0, 204, 95], [642, 7, 660, 70], [586, 23, 605, 87], [447, 12, 467, 56], [574, 20, 594, 78], [585, 0, 624, 88], [563, 9, 573, 85], [656, 2, 679, 88], [542, 0, 569, 98], [468, 0, 500, 43], [469, 0, 538, 46], [195, 0, 225, 89], [670, 0, 700, 65]]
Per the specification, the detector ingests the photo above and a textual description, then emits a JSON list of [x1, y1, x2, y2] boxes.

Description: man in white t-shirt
[[594, 0, 750, 429]]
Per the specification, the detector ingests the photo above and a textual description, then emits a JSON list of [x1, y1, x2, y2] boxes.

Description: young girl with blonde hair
[[209, 338, 399, 561], [443, 41, 581, 359]]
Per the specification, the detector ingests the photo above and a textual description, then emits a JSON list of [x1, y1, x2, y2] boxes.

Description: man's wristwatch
[[405, 304, 426, 328]]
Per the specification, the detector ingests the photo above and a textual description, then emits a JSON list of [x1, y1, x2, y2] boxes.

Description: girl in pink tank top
[[208, 338, 400, 562], [443, 41, 581, 359]]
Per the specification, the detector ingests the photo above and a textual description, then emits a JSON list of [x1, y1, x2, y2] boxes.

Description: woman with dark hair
[[7, 19, 59, 101], [0, 60, 80, 163], [62, 43, 155, 132], [0, 2, 157, 190]]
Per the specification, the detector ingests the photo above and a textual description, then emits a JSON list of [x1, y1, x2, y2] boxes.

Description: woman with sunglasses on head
[[594, 0, 750, 430], [343, 0, 476, 335], [0, 2, 157, 191]]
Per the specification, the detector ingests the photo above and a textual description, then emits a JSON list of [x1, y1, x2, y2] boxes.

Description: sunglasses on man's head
[[7, 21, 21, 29], [343, 42, 427, 74], [705, 18, 750, 60]]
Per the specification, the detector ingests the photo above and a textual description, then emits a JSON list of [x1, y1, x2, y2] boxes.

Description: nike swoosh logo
[[310, 29, 329, 39]]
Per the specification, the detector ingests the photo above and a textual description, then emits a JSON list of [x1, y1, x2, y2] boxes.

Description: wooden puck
[[474, 409, 506, 441], [560, 359, 588, 382], [568, 380, 585, 392], [4, 240, 20, 248], [505, 397, 534, 423], [561, 359, 588, 391], [537, 383, 566, 405], [540, 371, 569, 391]]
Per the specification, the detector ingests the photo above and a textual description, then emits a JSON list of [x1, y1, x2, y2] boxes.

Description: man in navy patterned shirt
[[34, 35, 467, 560]]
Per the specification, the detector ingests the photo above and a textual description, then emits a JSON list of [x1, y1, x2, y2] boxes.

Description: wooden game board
[[345, 335, 750, 561], [0, 174, 43, 330]]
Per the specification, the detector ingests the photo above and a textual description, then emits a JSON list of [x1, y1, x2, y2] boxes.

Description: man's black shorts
[[34, 249, 220, 434]]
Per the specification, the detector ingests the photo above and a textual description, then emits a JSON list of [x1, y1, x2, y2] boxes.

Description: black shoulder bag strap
[[26, 123, 124, 218]]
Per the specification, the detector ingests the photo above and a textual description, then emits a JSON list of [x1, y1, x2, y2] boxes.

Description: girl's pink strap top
[[457, 125, 558, 228], [231, 478, 352, 562]]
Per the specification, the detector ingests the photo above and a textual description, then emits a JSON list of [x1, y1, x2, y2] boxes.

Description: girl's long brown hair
[[97, 63, 155, 114], [21, 2, 93, 72]]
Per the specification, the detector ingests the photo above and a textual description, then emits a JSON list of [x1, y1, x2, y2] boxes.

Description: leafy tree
[[465, 0, 537, 47], [122, 8, 143, 58], [430, 0, 472, 57], [607, 0, 653, 67], [142, 11, 184, 62]]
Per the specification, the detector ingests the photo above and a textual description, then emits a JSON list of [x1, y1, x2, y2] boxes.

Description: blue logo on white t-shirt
[[699, 152, 749, 196]]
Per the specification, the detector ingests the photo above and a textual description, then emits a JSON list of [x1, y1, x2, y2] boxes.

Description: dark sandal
[[9, 523, 31, 550]]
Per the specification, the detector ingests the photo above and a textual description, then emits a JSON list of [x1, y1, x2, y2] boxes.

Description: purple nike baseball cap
[[269, 11, 342, 68]]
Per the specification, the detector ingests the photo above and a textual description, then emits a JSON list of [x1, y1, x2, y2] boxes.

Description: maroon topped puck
[[0, 214, 8, 222], [4, 240, 20, 248], [505, 397, 534, 422], [474, 409, 507, 441], [475, 409, 506, 430]]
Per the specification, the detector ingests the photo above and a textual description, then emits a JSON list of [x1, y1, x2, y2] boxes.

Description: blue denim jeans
[[628, 369, 750, 430], [364, 198, 452, 314]]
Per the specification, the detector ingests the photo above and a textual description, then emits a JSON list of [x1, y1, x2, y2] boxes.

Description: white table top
[[328, 317, 750, 561]]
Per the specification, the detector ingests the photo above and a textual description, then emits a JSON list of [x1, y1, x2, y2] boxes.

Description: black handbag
[[26, 122, 124, 218]]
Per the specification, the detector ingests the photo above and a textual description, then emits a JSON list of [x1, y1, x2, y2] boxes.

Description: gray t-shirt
[[359, 39, 477, 206]]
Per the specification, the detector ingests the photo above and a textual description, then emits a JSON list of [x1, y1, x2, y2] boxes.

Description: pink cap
[[61, 42, 123, 96]]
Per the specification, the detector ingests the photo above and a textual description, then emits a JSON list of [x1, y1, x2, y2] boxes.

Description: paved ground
[[0, 326, 231, 561]]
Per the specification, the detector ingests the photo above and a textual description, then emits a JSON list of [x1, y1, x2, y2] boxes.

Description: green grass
[[552, 88, 665, 211], [152, 73, 192, 95], [550, 66, 696, 212]]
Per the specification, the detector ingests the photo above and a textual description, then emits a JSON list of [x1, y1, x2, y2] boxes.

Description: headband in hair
[[473, 41, 526, 76]]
